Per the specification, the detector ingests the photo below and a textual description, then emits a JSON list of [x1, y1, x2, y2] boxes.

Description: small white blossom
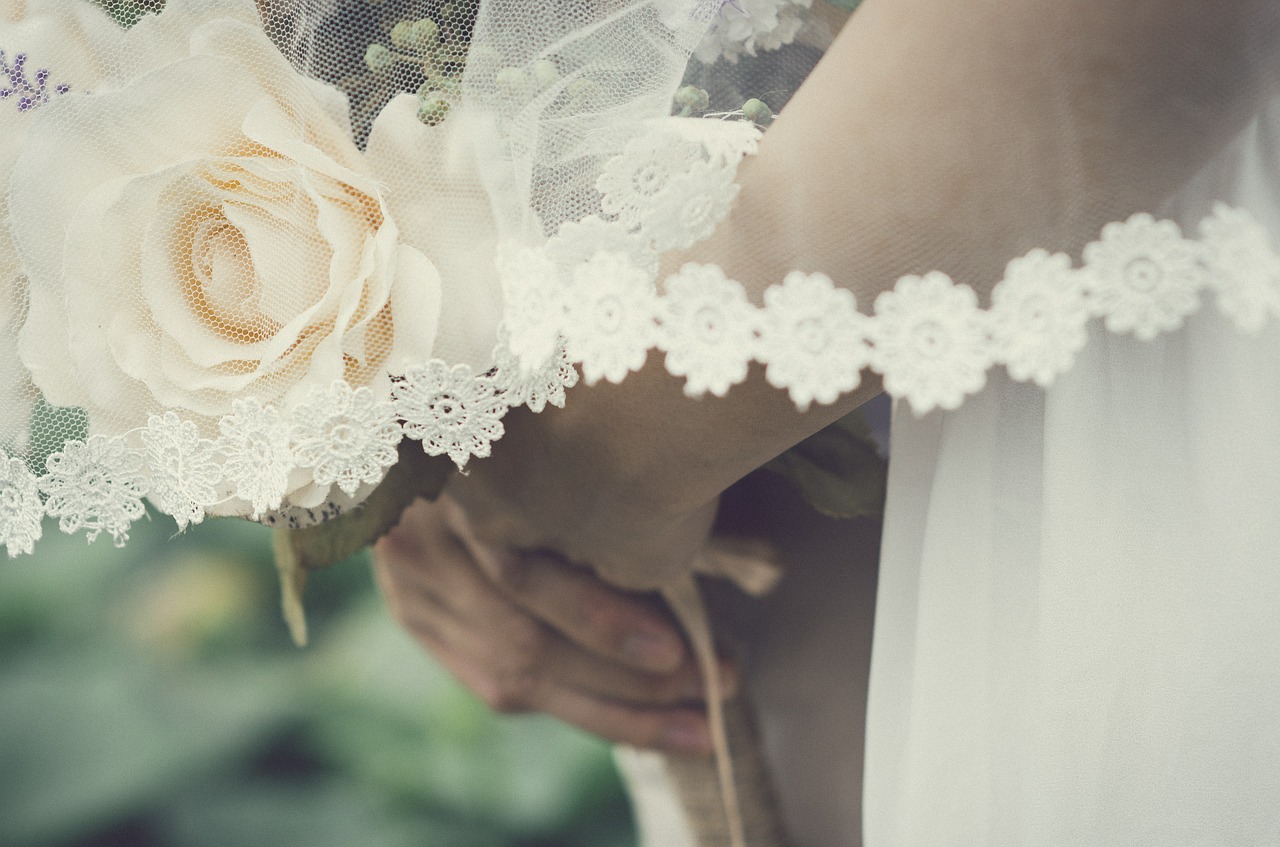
[[597, 133, 703, 228], [0, 453, 43, 557], [870, 271, 991, 415], [988, 250, 1090, 387], [642, 161, 740, 252], [492, 329, 580, 413], [1199, 203, 1280, 333], [758, 271, 868, 411], [39, 435, 147, 546], [292, 382, 401, 497], [394, 361, 508, 469], [1082, 213, 1206, 341], [216, 399, 295, 520], [659, 264, 758, 397], [662, 0, 813, 64], [141, 411, 222, 531], [498, 245, 567, 372], [563, 252, 659, 384]]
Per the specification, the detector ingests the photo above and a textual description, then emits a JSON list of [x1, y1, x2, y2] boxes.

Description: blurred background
[[0, 511, 636, 847]]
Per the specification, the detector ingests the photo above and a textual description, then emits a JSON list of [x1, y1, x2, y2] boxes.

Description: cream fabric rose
[[9, 0, 446, 515], [0, 0, 123, 447]]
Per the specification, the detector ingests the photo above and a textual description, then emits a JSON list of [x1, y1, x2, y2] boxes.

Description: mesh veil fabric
[[5, 1, 1280, 840]]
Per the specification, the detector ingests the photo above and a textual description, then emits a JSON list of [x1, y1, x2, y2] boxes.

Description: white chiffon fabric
[[864, 95, 1280, 845]]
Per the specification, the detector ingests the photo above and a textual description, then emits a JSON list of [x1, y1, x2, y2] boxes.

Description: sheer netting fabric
[[6, 0, 1280, 843], [2, 0, 1277, 550]]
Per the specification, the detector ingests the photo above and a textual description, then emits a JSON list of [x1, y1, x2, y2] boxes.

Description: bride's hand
[[372, 494, 735, 753]]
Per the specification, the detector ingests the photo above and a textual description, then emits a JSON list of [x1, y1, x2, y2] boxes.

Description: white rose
[[0, 0, 123, 447], [9, 0, 446, 515]]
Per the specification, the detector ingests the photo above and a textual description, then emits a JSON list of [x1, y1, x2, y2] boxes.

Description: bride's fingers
[[426, 630, 714, 755], [374, 497, 733, 712], [483, 548, 689, 674], [441, 499, 690, 675], [427, 592, 739, 708]]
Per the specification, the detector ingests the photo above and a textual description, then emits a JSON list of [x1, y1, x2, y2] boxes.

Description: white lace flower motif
[[546, 216, 659, 278], [498, 245, 567, 372], [141, 412, 222, 531], [1082, 213, 1207, 341], [870, 271, 991, 415], [292, 382, 401, 497], [216, 399, 295, 520], [563, 251, 660, 385], [659, 264, 758, 397], [39, 435, 147, 546], [492, 329, 580, 414], [0, 452, 43, 557], [642, 161, 740, 252], [664, 117, 762, 166], [394, 361, 507, 469], [597, 133, 703, 229], [1199, 203, 1280, 333], [988, 250, 1090, 387], [758, 271, 868, 412]]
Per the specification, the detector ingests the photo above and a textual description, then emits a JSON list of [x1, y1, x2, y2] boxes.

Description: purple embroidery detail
[[1, 49, 71, 112]]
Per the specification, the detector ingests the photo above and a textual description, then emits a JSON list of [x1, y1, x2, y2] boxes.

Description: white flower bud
[[531, 58, 560, 90]]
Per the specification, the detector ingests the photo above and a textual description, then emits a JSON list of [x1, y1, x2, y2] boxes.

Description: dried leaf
[[273, 443, 454, 646]]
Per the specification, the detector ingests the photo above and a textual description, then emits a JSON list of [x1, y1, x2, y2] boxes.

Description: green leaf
[[0, 650, 298, 847], [762, 410, 887, 519]]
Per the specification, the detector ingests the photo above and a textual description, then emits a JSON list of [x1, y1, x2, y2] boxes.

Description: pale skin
[[375, 0, 1280, 752]]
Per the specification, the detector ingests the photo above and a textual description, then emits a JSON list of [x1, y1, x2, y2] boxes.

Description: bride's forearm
[[563, 0, 1280, 518]]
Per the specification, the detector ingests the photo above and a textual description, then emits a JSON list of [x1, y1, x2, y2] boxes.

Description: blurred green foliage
[[0, 514, 635, 847]]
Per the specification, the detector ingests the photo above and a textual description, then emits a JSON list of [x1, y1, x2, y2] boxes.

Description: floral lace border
[[0, 341, 579, 555], [513, 204, 1280, 418]]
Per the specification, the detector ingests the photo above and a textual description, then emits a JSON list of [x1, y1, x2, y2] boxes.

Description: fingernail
[[622, 629, 683, 669], [663, 717, 711, 755]]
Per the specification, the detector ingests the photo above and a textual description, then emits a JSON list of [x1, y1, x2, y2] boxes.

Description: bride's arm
[[451, 0, 1280, 586]]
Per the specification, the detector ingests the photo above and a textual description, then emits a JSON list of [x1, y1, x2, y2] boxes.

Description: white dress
[[864, 97, 1280, 845]]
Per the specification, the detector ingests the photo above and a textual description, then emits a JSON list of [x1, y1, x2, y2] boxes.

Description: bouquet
[[0, 1, 872, 844]]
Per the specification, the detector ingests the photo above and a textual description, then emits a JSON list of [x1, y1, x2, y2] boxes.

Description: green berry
[[742, 97, 775, 126], [364, 43, 395, 73], [674, 85, 709, 116], [417, 92, 451, 126]]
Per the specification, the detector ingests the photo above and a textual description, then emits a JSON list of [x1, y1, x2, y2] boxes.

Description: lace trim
[[497, 123, 1280, 415], [0, 347, 578, 556], [507, 204, 1280, 415]]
